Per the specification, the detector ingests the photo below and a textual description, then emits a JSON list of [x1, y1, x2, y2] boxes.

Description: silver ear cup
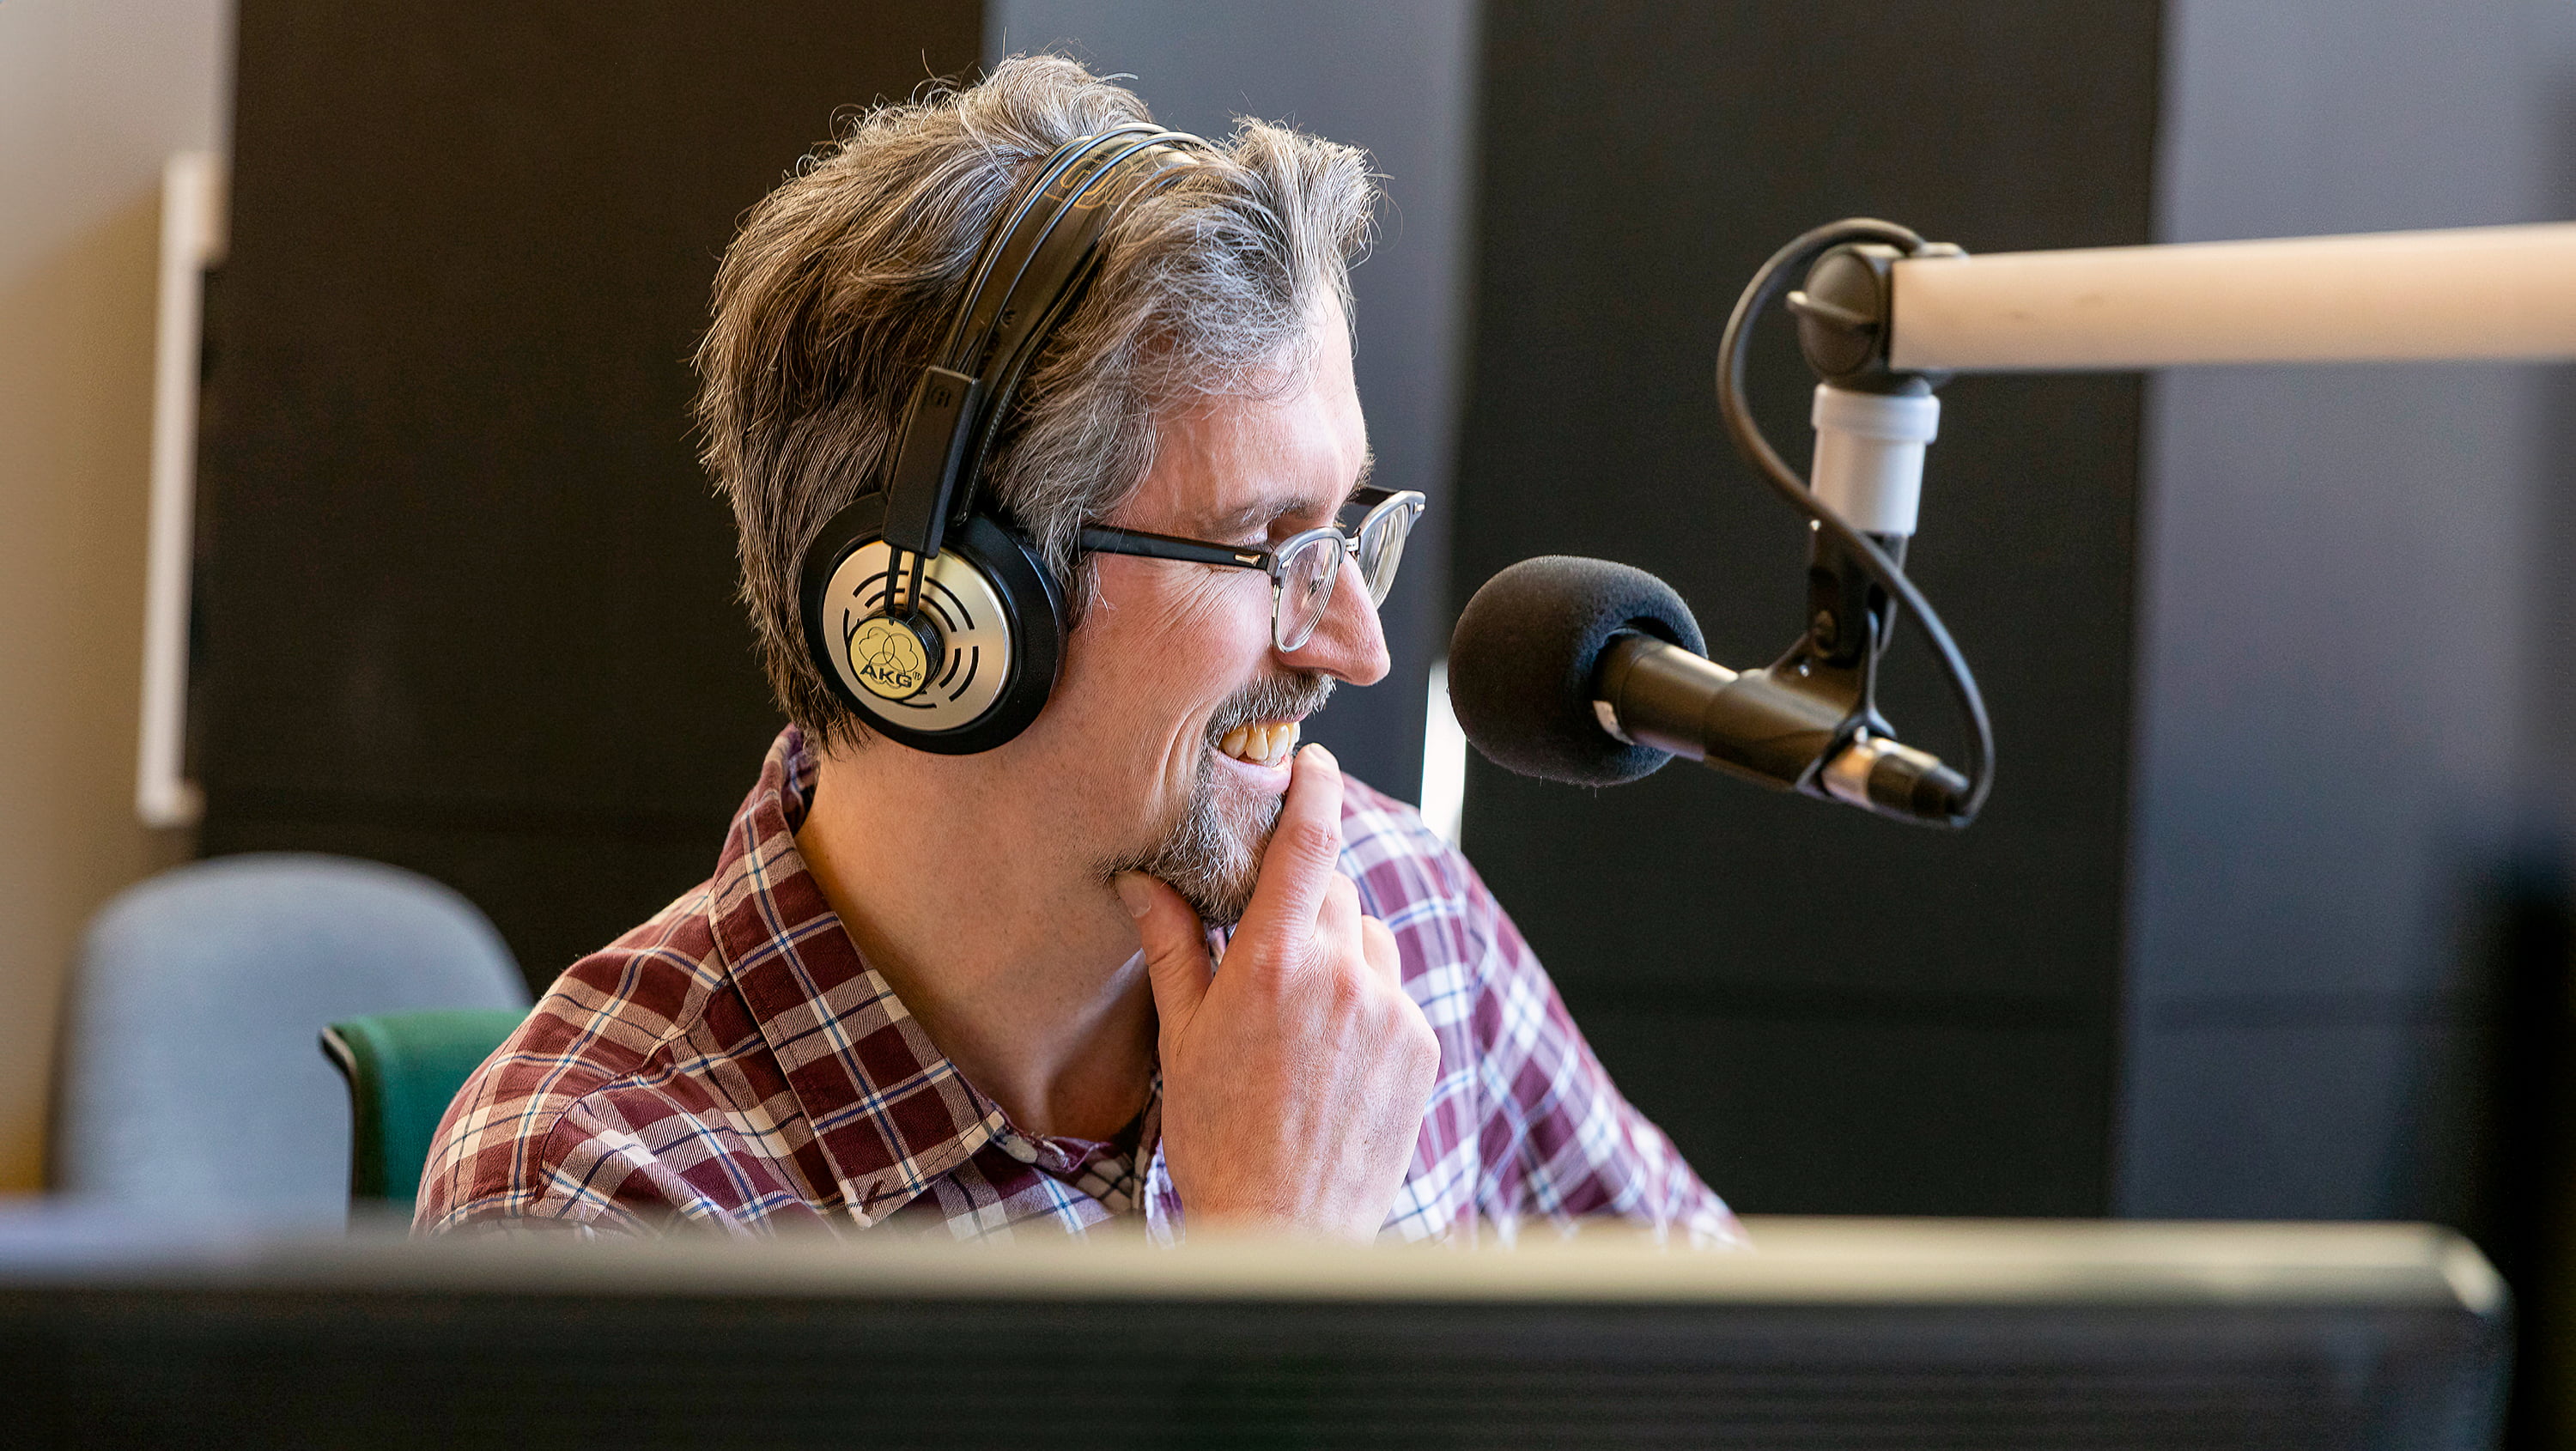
[[821, 541, 1016, 732]]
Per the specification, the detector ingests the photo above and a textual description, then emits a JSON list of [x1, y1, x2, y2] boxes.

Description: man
[[418, 57, 1735, 1245]]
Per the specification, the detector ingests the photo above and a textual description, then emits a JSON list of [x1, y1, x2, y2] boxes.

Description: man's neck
[[791, 744, 1157, 1143]]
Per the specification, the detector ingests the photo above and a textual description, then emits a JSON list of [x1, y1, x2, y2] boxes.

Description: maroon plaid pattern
[[416, 728, 1739, 1244]]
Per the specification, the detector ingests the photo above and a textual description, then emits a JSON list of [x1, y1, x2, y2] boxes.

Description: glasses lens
[[1356, 501, 1416, 604], [1276, 535, 1339, 650]]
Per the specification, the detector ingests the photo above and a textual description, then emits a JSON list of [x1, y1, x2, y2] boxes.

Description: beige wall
[[0, 0, 230, 1190]]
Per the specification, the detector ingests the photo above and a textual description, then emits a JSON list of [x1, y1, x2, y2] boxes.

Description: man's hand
[[1116, 744, 1440, 1242]]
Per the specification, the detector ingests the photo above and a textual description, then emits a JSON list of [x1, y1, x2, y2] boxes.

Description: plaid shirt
[[417, 727, 1738, 1244]]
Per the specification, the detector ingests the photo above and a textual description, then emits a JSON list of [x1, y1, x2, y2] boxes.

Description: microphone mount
[[1711, 221, 1994, 829]]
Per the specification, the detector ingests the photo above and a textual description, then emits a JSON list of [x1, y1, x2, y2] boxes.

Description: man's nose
[[1285, 554, 1392, 685]]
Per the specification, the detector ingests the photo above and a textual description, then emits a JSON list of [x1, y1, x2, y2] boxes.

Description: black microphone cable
[[1713, 218, 1996, 827]]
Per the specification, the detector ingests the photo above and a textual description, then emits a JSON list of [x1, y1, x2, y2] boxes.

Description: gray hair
[[693, 55, 1376, 750]]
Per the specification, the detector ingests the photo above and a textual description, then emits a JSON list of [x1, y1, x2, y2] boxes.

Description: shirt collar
[[701, 726, 1006, 1225]]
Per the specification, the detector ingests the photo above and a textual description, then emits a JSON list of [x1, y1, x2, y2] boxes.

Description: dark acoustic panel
[[1576, 1010, 2109, 1217], [200, 3, 984, 984], [1456, 1, 2160, 1211]]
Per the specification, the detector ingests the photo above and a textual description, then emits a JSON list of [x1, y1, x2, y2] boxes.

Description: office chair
[[52, 853, 528, 1225]]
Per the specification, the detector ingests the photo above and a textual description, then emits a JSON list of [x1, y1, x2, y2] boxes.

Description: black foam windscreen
[[1448, 556, 1709, 786]]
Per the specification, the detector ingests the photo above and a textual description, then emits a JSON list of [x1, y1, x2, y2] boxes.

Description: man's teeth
[[1218, 719, 1301, 768]]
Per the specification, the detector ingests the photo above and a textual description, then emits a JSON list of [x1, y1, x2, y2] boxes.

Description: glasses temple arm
[[1077, 525, 1270, 571]]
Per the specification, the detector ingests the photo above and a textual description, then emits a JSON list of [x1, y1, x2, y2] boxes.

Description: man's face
[[1030, 296, 1388, 924]]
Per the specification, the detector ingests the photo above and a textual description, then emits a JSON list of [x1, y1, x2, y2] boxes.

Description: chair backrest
[[319, 1008, 529, 1206], [52, 853, 529, 1225]]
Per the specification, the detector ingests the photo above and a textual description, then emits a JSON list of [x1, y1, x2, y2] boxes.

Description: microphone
[[1447, 556, 1970, 824]]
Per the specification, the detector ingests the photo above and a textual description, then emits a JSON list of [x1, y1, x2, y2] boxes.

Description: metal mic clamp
[[1705, 229, 1988, 825]]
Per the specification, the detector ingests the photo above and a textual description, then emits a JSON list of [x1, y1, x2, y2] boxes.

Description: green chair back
[[319, 1008, 528, 1207]]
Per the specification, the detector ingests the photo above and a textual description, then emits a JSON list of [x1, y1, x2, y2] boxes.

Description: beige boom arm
[[1887, 222, 2576, 373]]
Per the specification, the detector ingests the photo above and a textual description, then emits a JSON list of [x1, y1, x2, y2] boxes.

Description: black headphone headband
[[879, 125, 1203, 564], [798, 124, 1207, 755], [939, 123, 1176, 372]]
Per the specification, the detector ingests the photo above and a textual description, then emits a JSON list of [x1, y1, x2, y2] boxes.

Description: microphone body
[[1448, 556, 1968, 826], [1595, 634, 1968, 824]]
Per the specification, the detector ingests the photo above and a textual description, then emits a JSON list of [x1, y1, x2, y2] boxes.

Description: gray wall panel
[[2122, 0, 2576, 1218], [2121, 1018, 2454, 1221]]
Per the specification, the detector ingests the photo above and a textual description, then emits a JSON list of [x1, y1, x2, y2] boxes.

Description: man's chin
[[1108, 751, 1282, 927], [1110, 671, 1332, 926]]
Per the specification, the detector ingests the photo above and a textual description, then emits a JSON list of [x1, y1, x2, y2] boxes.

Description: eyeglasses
[[1078, 485, 1427, 652]]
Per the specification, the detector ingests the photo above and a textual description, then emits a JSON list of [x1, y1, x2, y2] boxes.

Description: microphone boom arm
[[1887, 222, 2576, 372], [1717, 217, 2576, 830]]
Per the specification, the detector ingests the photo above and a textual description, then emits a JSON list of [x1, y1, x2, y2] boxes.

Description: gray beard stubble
[[1103, 671, 1337, 926]]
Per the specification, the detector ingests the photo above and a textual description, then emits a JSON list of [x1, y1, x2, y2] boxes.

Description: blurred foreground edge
[[0, 1208, 2506, 1449]]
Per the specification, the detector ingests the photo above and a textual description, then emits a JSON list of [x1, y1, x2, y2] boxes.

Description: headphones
[[797, 124, 1204, 754]]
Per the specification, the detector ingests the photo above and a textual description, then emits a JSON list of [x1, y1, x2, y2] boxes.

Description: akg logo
[[848, 616, 930, 700]]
